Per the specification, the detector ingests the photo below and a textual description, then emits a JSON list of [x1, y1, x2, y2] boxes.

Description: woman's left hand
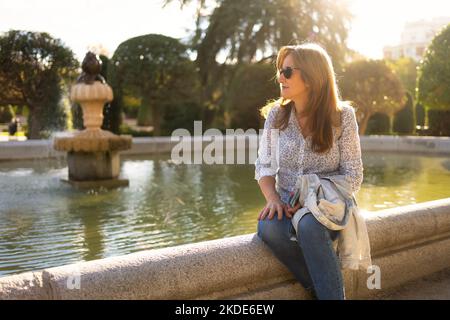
[[286, 202, 301, 215]]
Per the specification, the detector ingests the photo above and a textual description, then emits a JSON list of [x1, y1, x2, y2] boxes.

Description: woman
[[255, 43, 363, 300]]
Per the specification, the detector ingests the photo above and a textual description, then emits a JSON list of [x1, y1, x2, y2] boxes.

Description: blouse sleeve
[[338, 106, 364, 194], [254, 106, 280, 182]]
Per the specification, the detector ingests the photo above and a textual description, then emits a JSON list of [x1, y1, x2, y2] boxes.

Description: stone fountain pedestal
[[54, 128, 132, 188], [53, 56, 132, 189]]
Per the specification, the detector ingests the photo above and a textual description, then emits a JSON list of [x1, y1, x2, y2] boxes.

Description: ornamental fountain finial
[[77, 51, 105, 84]]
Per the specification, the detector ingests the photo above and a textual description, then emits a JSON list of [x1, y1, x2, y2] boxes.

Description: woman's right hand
[[258, 196, 292, 221]]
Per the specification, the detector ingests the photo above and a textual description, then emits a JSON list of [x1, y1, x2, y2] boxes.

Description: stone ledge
[[373, 267, 450, 300], [1, 198, 449, 300], [360, 135, 450, 154], [1, 135, 449, 160], [53, 134, 132, 152]]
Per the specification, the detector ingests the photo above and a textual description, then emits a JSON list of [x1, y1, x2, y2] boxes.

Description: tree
[[109, 34, 201, 136], [417, 23, 450, 136], [340, 60, 405, 135], [99, 54, 115, 132], [0, 30, 79, 139], [224, 62, 279, 129], [164, 0, 352, 126], [162, 100, 203, 135], [417, 23, 450, 111], [386, 57, 418, 97], [393, 92, 415, 134]]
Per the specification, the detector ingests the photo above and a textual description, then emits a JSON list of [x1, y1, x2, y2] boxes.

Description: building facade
[[383, 17, 450, 61]]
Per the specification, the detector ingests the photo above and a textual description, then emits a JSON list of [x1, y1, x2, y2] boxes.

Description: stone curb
[[1, 198, 449, 300]]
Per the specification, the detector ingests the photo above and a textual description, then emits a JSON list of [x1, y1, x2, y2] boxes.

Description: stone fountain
[[54, 52, 132, 189]]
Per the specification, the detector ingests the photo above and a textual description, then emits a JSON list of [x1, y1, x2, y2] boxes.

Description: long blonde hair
[[261, 43, 345, 153]]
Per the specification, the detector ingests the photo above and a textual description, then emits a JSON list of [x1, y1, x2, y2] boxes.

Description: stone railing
[[1, 198, 450, 300], [0, 135, 449, 160]]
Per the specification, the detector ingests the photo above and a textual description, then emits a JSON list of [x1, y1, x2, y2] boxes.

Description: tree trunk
[[137, 103, 152, 127], [359, 112, 372, 136], [151, 104, 161, 136], [27, 105, 42, 139], [202, 107, 216, 129]]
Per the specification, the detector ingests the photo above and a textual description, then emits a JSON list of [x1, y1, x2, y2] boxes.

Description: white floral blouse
[[254, 103, 364, 204]]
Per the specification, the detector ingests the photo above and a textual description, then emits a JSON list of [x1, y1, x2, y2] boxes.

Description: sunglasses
[[278, 66, 301, 79]]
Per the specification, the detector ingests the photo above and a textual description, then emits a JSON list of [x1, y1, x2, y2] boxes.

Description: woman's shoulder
[[333, 102, 358, 139], [261, 100, 282, 122], [339, 102, 357, 125], [268, 103, 282, 119]]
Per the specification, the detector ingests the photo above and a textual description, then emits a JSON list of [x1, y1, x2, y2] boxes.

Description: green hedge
[[366, 112, 391, 135], [427, 109, 450, 136], [393, 92, 415, 134], [416, 103, 425, 127]]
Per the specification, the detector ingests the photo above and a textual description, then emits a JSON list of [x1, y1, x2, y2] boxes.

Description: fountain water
[[53, 52, 132, 188]]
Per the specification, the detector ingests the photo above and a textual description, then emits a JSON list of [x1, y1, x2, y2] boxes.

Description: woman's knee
[[257, 216, 287, 243], [297, 213, 327, 240]]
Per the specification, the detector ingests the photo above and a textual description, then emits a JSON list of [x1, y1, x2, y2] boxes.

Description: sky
[[0, 0, 449, 61]]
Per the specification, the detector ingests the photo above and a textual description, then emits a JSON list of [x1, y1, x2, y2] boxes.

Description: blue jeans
[[257, 212, 345, 300]]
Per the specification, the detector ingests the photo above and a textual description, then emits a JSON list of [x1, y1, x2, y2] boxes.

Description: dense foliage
[[109, 34, 202, 136], [339, 60, 404, 134], [0, 30, 78, 138]]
